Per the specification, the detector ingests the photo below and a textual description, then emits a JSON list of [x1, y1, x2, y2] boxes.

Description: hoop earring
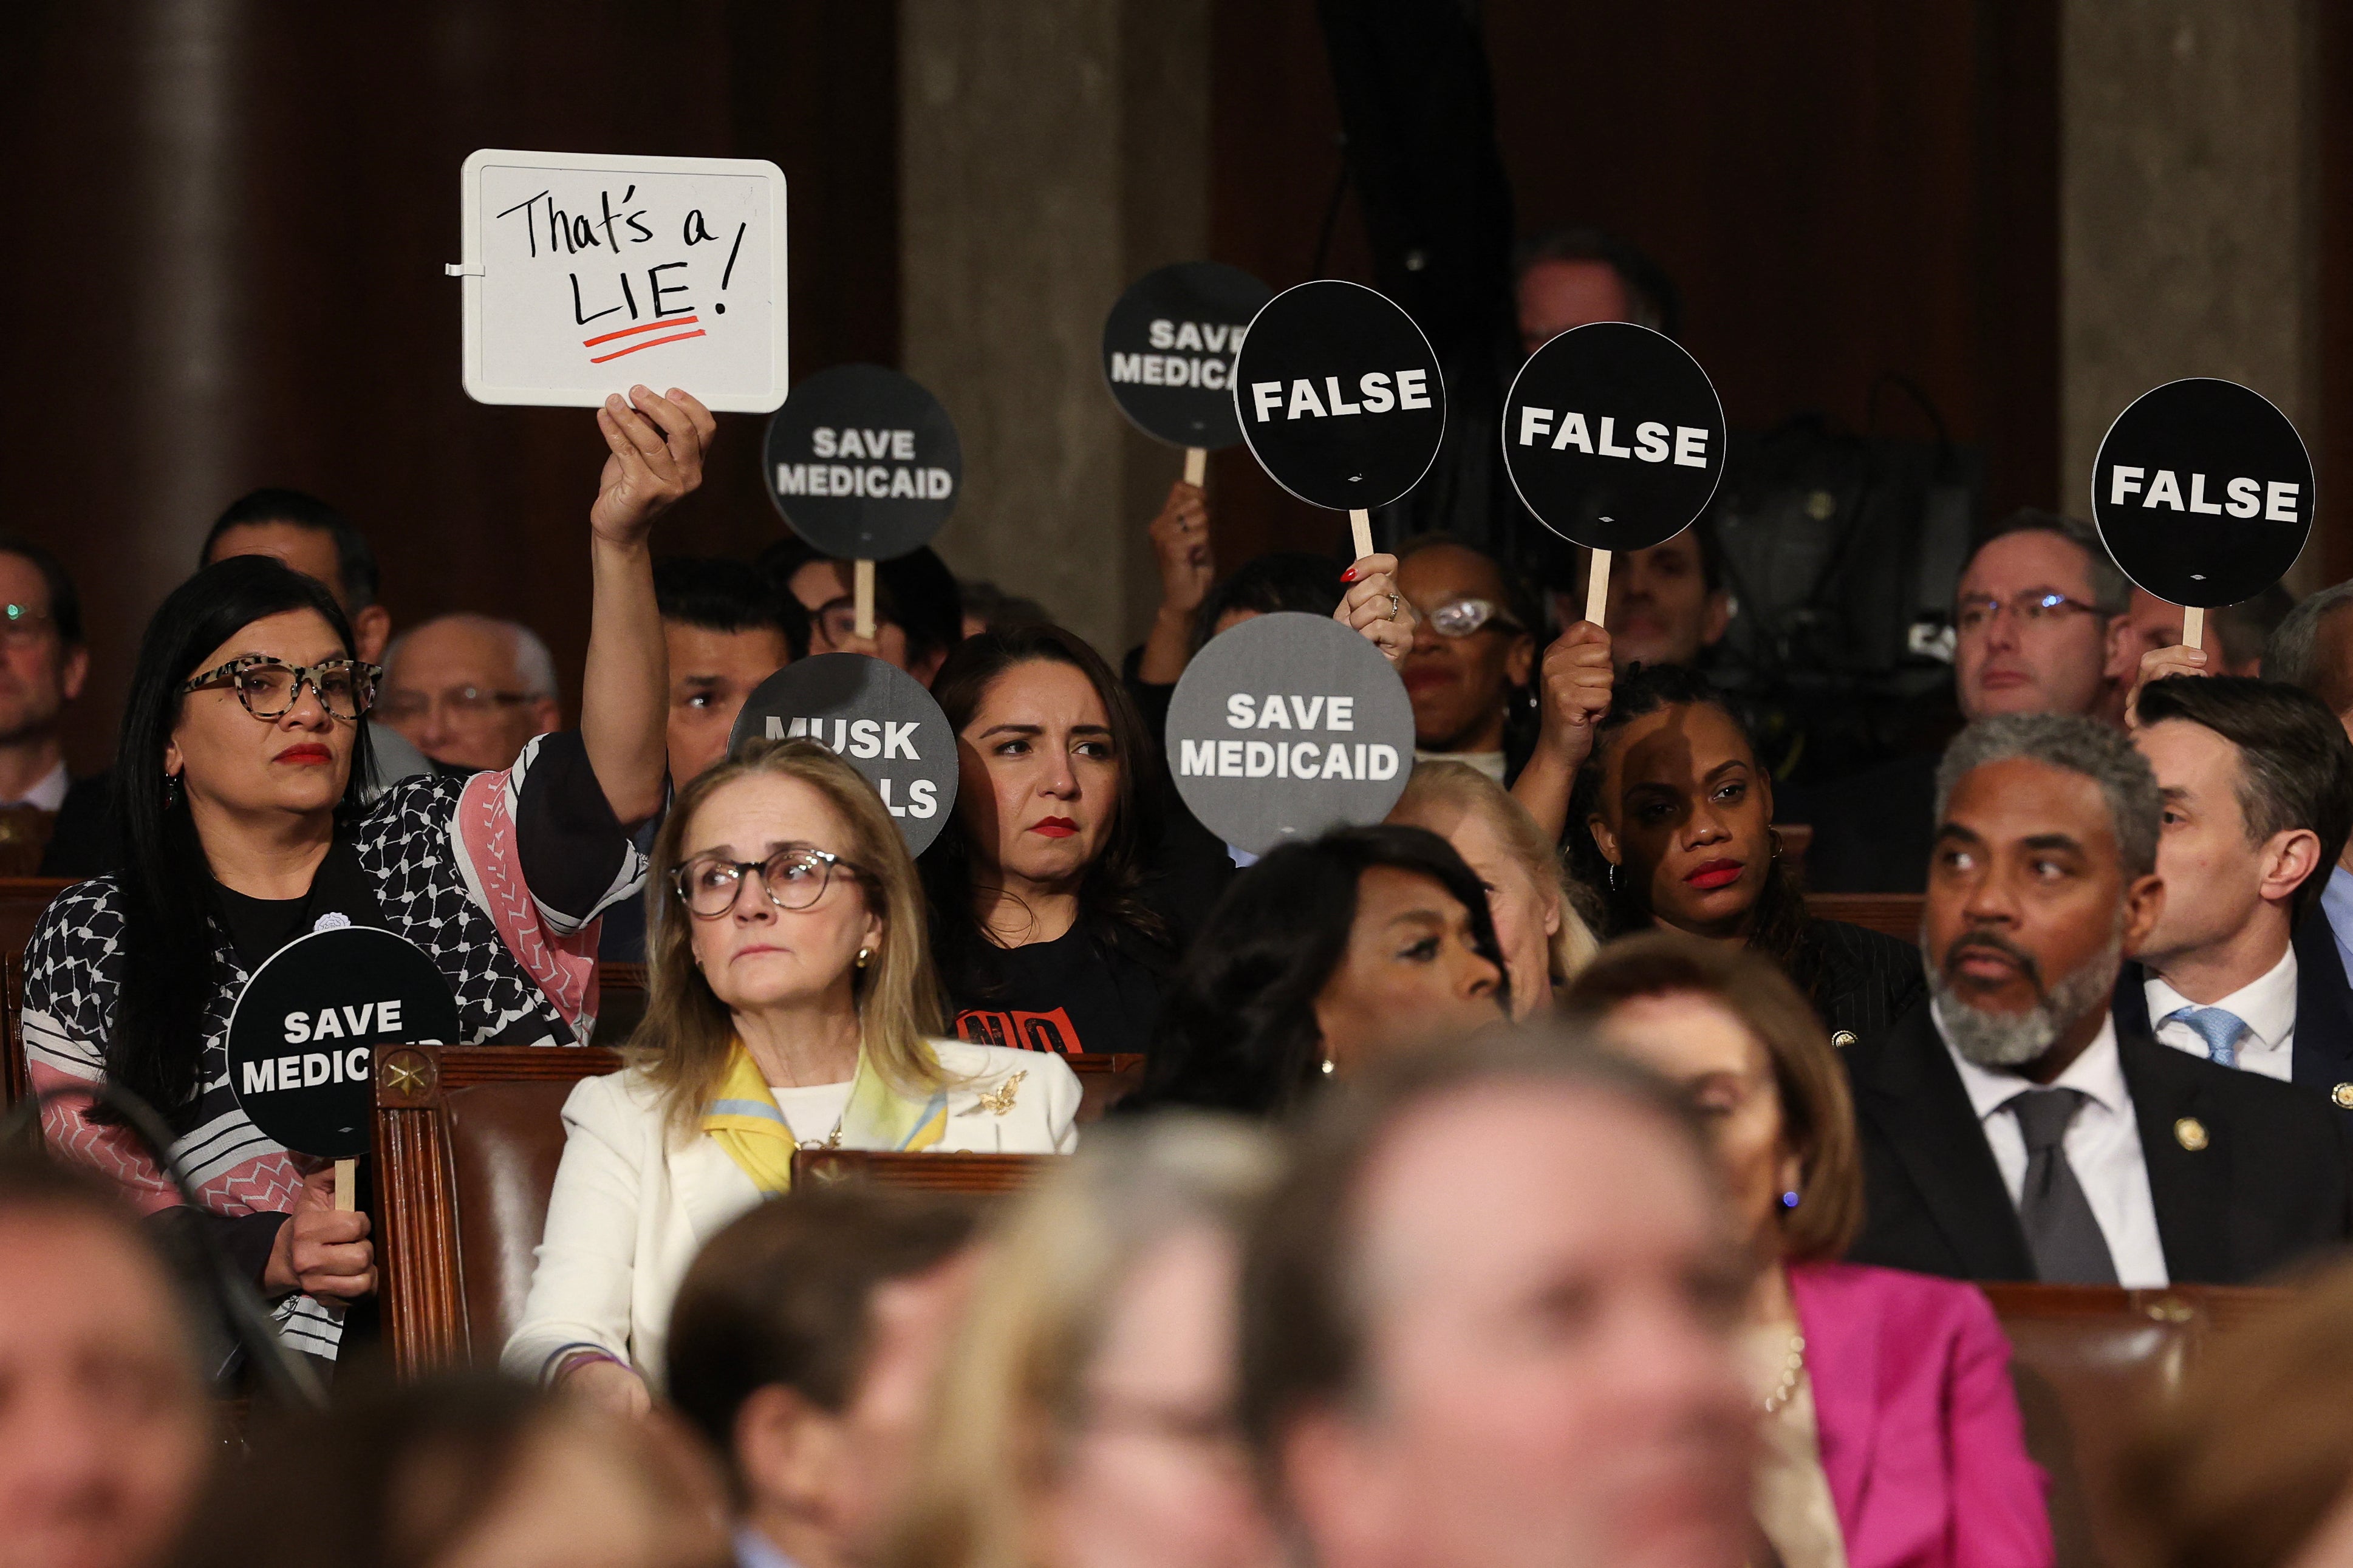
[[1606, 861, 1620, 893], [1768, 825, 1785, 861]]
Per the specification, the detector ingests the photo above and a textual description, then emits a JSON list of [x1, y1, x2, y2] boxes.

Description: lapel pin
[[975, 1070, 1026, 1117], [2174, 1117, 2209, 1152], [2332, 1083, 2353, 1111]]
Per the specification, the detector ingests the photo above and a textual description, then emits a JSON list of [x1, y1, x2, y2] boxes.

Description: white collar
[[2144, 943, 2299, 1051], [1935, 1000, 2129, 1125], [5, 759, 67, 813]]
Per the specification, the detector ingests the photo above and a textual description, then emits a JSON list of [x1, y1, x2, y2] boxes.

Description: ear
[[2121, 870, 2167, 957], [1540, 878, 1562, 939], [532, 697, 564, 735], [352, 605, 393, 666], [2260, 828, 2323, 910], [1505, 630, 1535, 688], [1587, 813, 1621, 867], [60, 643, 89, 704], [1701, 589, 1732, 647], [163, 737, 184, 780], [733, 1383, 842, 1519], [2103, 616, 2135, 684]]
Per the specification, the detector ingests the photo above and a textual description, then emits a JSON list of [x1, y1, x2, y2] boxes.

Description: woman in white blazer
[[505, 738, 1079, 1413]]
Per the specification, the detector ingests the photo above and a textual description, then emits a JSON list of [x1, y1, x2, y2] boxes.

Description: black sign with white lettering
[[1500, 322, 1726, 553], [226, 927, 462, 1159], [763, 364, 962, 560], [1102, 262, 1276, 449], [1166, 613, 1416, 854], [730, 653, 959, 854], [1231, 281, 1446, 511], [2091, 378, 2314, 608]]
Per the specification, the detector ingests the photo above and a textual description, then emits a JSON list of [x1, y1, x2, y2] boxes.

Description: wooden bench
[[1807, 891, 1924, 943]]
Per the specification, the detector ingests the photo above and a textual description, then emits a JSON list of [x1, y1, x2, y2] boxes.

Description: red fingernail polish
[[1342, 567, 1359, 583]]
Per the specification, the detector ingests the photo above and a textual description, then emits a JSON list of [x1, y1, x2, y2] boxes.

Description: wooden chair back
[[1806, 891, 1925, 943], [790, 1148, 1060, 1194]]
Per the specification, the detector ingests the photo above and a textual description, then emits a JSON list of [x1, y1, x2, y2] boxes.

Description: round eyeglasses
[[672, 845, 859, 918], [180, 656, 380, 721]]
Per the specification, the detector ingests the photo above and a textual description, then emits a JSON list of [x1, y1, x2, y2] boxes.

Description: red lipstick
[[1031, 817, 1077, 839], [1684, 857, 1743, 891], [275, 743, 333, 766]]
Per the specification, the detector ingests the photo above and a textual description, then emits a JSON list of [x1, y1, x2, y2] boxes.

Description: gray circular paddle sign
[[763, 364, 962, 560], [1231, 281, 1446, 510], [2090, 378, 2314, 608], [1166, 612, 1416, 854], [1501, 322, 1727, 552], [730, 653, 959, 854], [1101, 261, 1276, 450], [226, 926, 462, 1159]]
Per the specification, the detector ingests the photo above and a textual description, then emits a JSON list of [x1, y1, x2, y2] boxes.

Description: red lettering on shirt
[[955, 1006, 1086, 1055]]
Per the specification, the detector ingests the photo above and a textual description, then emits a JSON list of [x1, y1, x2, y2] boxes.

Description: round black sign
[[2090, 378, 2314, 608], [1102, 262, 1276, 450], [226, 925, 462, 1159], [1500, 322, 1727, 553], [763, 364, 963, 560], [1165, 612, 1416, 855], [729, 653, 960, 854], [1230, 281, 1446, 511]]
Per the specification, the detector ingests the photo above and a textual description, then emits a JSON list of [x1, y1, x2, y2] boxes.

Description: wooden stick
[[334, 1157, 356, 1213], [1348, 509, 1374, 561], [853, 559, 876, 641], [2182, 604, 2205, 652], [1183, 446, 1207, 486], [1585, 548, 1613, 627]]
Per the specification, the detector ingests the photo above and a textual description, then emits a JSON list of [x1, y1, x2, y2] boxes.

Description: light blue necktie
[[2165, 1004, 2248, 1069]]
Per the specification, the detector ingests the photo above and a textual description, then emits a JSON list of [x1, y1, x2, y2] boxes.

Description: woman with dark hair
[[23, 390, 708, 1365], [926, 625, 1224, 1057], [1132, 824, 1507, 1115], [1568, 663, 1921, 1045]]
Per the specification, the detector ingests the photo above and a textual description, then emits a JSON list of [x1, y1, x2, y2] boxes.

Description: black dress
[[1793, 916, 1924, 1048]]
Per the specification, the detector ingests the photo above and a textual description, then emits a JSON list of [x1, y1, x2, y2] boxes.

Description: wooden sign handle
[[1183, 446, 1207, 486], [854, 559, 876, 641], [1348, 509, 1374, 562], [1585, 548, 1613, 627], [2182, 604, 2204, 652], [334, 1157, 356, 1213]]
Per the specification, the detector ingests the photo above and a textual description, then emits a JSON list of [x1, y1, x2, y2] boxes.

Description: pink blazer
[[1788, 1261, 2053, 1568]]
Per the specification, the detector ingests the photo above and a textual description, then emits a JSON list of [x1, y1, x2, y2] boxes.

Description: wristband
[[548, 1346, 624, 1386]]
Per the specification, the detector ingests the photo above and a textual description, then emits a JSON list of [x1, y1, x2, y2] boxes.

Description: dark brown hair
[[1562, 933, 1863, 1260]]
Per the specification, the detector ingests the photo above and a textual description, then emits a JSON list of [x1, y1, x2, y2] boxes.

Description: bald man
[[378, 613, 564, 773]]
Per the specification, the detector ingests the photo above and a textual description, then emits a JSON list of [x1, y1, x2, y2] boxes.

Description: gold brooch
[[975, 1070, 1026, 1117], [2174, 1117, 2208, 1152]]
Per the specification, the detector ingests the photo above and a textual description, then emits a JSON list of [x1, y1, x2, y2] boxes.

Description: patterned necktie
[[2006, 1087, 2120, 1284], [2164, 1004, 2248, 1069]]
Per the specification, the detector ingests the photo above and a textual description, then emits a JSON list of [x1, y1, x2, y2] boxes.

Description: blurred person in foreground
[[177, 1373, 728, 1568], [1239, 1037, 1755, 1568], [378, 612, 565, 774], [667, 1185, 982, 1568], [891, 1118, 1283, 1568], [0, 1154, 210, 1568], [1568, 936, 2052, 1568]]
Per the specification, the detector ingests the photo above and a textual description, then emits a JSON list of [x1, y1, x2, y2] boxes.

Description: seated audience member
[[1133, 825, 1504, 1116], [30, 391, 697, 1365], [759, 539, 966, 686], [0, 535, 105, 877], [892, 1119, 1283, 1568], [1512, 224, 1681, 353], [1388, 760, 1597, 1017], [1240, 1039, 1754, 1568], [2265, 584, 2353, 1037], [378, 612, 564, 774], [2119, 677, 2353, 1105], [1124, 550, 1345, 736], [506, 740, 1077, 1405], [957, 578, 1053, 638], [1571, 663, 1922, 1045], [1845, 714, 2353, 1286], [656, 557, 810, 787], [2106, 583, 2292, 695], [924, 627, 1221, 1056], [178, 1373, 728, 1568], [1568, 937, 2052, 1568], [666, 1185, 982, 1568], [0, 1156, 210, 1568], [1791, 510, 2131, 893], [2115, 1257, 2353, 1568], [1538, 522, 1730, 675]]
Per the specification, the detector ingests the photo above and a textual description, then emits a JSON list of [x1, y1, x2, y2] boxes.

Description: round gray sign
[[1166, 613, 1416, 855], [729, 653, 960, 854]]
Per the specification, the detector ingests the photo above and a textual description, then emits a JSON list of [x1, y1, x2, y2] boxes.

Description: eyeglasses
[[180, 656, 380, 720], [376, 686, 540, 724], [672, 845, 860, 918], [0, 604, 54, 647], [812, 598, 882, 649], [1420, 597, 1525, 639], [1955, 591, 2102, 635]]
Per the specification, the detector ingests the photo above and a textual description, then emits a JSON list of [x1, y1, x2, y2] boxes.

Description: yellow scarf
[[700, 1038, 949, 1196]]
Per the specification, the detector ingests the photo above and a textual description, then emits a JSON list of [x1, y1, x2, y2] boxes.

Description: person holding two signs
[[24, 387, 708, 1362]]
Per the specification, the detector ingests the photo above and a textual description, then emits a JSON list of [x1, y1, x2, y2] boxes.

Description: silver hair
[[1970, 511, 2130, 617], [2261, 580, 2353, 698], [1933, 713, 2161, 878], [382, 613, 558, 699]]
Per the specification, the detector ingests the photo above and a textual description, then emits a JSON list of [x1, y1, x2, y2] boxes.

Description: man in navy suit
[[2117, 677, 2353, 1114]]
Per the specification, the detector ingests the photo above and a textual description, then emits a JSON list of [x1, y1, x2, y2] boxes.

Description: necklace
[[1760, 1331, 1806, 1416]]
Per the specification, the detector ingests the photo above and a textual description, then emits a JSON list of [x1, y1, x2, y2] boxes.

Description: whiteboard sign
[[457, 149, 789, 413]]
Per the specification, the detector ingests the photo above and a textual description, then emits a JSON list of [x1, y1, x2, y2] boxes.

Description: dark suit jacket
[[36, 772, 115, 881], [1843, 1000, 2353, 1284], [1805, 916, 1924, 1048], [2111, 915, 2353, 1112]]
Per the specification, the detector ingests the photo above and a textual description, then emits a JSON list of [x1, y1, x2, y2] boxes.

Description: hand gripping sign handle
[[335, 1157, 357, 1212], [1184, 447, 1207, 487], [2182, 605, 2204, 653], [1585, 549, 1612, 628], [855, 559, 876, 641]]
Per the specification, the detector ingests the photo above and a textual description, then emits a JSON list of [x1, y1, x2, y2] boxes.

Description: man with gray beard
[[1840, 713, 2353, 1285]]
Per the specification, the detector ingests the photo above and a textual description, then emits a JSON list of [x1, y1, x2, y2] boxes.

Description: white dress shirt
[[4, 759, 68, 812], [2145, 945, 2298, 1082], [1935, 1004, 2170, 1287]]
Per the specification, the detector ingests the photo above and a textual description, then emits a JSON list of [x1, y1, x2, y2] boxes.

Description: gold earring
[[855, 947, 872, 969]]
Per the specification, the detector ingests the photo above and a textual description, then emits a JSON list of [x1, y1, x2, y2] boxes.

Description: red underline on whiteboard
[[588, 329, 707, 363], [582, 315, 701, 348]]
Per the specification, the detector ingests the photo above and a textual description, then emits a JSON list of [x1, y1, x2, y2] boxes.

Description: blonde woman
[[891, 1118, 1282, 1568], [505, 738, 1079, 1414], [1388, 758, 1598, 1017]]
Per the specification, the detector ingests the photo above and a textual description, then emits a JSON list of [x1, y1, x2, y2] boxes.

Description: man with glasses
[[0, 536, 108, 877], [378, 612, 564, 774]]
